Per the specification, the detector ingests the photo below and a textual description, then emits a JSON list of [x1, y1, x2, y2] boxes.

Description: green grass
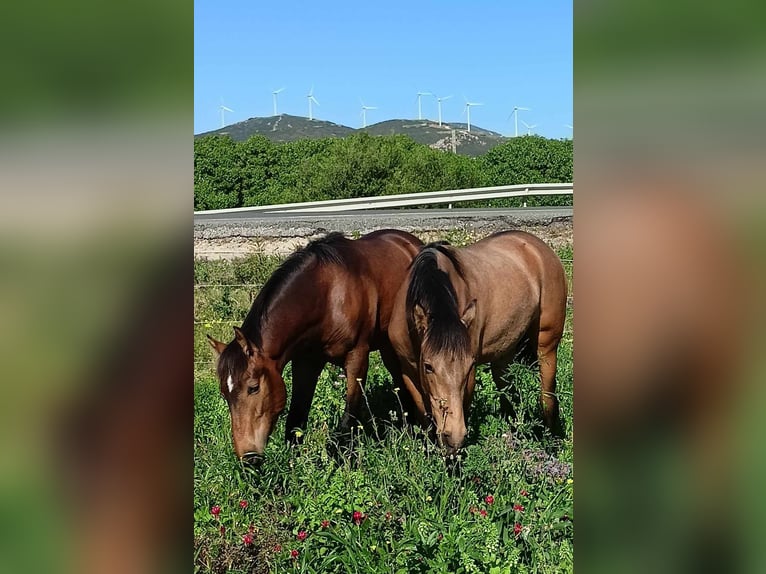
[[194, 247, 573, 573]]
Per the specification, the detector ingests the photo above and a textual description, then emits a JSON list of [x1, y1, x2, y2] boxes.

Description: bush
[[193, 134, 572, 210]]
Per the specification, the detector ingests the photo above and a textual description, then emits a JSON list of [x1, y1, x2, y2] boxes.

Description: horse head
[[412, 299, 477, 455], [208, 327, 286, 461]]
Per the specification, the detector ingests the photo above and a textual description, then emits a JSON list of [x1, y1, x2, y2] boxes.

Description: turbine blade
[[311, 96, 320, 106]]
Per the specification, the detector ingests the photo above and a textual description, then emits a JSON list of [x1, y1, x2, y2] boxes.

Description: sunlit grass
[[194, 248, 573, 573]]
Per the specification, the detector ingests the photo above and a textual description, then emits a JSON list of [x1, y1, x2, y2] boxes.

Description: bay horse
[[388, 230, 567, 454], [207, 229, 423, 460]]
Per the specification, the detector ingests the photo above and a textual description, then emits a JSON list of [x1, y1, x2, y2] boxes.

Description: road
[[194, 206, 572, 225], [194, 206, 573, 259]]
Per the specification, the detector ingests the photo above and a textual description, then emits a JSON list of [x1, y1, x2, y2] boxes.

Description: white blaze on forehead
[[226, 374, 234, 394]]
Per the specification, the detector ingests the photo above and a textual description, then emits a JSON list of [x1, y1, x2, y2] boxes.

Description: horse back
[[317, 230, 422, 354], [461, 231, 567, 359], [355, 230, 423, 331]]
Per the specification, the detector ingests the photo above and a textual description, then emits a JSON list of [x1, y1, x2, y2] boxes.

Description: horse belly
[[478, 319, 531, 363]]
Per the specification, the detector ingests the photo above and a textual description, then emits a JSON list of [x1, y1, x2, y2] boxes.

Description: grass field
[[194, 236, 573, 573]]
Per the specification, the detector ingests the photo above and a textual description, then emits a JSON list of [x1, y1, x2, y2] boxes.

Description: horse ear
[[233, 327, 255, 357], [206, 334, 227, 357], [413, 303, 429, 338], [461, 299, 477, 328]]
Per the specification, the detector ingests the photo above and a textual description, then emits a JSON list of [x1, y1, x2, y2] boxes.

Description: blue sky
[[194, 1, 572, 138]]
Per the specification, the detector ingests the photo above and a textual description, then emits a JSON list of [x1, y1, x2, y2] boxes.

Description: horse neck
[[242, 279, 321, 371], [437, 250, 470, 309]]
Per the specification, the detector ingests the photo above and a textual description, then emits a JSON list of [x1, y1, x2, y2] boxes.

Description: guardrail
[[194, 182, 573, 215]]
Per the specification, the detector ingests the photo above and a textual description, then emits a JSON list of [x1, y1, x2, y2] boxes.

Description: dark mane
[[406, 244, 469, 356], [239, 232, 348, 349]]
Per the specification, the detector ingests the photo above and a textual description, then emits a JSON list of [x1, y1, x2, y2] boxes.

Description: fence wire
[[194, 259, 573, 368]]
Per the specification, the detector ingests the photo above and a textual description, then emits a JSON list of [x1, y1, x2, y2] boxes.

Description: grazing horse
[[388, 230, 568, 454], [207, 230, 423, 460]]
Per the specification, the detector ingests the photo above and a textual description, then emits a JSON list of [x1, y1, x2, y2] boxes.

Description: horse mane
[[405, 243, 470, 356], [220, 233, 349, 377]]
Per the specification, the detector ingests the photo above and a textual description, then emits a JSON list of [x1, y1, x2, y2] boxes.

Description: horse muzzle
[[240, 451, 264, 466], [438, 431, 466, 455]]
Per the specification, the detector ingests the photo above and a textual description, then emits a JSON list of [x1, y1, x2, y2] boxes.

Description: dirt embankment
[[194, 213, 572, 260]]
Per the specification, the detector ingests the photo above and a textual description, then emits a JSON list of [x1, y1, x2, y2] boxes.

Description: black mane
[[228, 232, 349, 360], [406, 243, 469, 356]]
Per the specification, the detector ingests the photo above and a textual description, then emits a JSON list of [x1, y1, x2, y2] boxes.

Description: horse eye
[[247, 384, 260, 395], [424, 363, 434, 374]]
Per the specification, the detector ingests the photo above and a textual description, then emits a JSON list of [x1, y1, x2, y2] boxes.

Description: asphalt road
[[194, 206, 572, 226], [194, 206, 573, 258]]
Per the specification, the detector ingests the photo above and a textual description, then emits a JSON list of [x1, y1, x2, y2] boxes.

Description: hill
[[361, 119, 506, 156], [196, 114, 354, 142], [195, 115, 508, 157]]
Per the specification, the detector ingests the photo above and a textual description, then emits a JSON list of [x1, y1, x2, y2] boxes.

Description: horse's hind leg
[[340, 345, 370, 431], [285, 355, 325, 445], [538, 329, 564, 437], [491, 357, 521, 420]]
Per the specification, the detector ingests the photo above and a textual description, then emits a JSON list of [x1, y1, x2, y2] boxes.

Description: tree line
[[194, 132, 573, 210]]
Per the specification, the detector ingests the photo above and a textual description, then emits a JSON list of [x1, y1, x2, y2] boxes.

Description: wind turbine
[[416, 91, 432, 120], [463, 99, 483, 133], [521, 119, 537, 136], [307, 86, 320, 120], [219, 99, 234, 128], [435, 94, 452, 126], [360, 100, 377, 128], [510, 106, 530, 137], [271, 88, 285, 116]]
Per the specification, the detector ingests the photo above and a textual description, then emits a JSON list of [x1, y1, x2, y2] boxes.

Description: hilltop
[[361, 119, 506, 157], [197, 114, 354, 142], [195, 115, 508, 157]]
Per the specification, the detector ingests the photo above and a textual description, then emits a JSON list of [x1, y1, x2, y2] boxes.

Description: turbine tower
[[307, 86, 320, 120], [510, 106, 530, 137], [219, 99, 233, 128], [435, 94, 452, 126], [416, 91, 432, 120], [360, 100, 377, 128], [463, 99, 483, 133], [271, 87, 285, 116], [521, 119, 537, 136]]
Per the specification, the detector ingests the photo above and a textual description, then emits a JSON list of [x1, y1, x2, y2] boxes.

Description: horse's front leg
[[285, 356, 325, 445], [339, 345, 370, 432], [379, 343, 420, 424]]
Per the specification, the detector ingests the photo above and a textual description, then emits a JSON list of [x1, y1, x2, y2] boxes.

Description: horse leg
[[399, 366, 429, 427], [491, 357, 521, 421], [538, 330, 564, 437], [339, 346, 370, 432], [379, 343, 418, 424], [284, 356, 325, 445]]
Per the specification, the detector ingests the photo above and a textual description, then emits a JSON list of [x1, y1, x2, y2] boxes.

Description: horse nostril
[[240, 451, 264, 466]]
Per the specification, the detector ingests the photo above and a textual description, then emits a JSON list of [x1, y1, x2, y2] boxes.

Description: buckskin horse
[[388, 230, 567, 454], [207, 230, 423, 460]]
